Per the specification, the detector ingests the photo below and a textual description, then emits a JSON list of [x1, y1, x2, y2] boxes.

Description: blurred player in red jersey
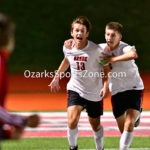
[[0, 13, 40, 148], [0, 106, 40, 139], [0, 13, 15, 107]]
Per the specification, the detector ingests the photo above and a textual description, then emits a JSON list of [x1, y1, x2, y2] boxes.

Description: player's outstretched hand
[[64, 39, 73, 49], [99, 53, 116, 63], [48, 78, 60, 93], [99, 87, 109, 98], [25, 114, 40, 128]]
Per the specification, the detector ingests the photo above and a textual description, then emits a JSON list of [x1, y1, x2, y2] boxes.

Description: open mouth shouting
[[76, 37, 83, 42], [107, 41, 113, 45]]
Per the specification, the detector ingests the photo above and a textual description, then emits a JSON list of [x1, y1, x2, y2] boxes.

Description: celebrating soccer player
[[49, 16, 110, 150]]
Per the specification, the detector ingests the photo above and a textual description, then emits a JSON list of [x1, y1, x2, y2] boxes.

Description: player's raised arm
[[49, 58, 69, 92], [104, 49, 138, 63]]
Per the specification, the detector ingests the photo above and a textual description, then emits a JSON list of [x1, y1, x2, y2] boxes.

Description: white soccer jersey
[[99, 41, 144, 95], [63, 40, 103, 102]]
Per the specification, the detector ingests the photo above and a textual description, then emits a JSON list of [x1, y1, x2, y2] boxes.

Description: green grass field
[[2, 137, 150, 150]]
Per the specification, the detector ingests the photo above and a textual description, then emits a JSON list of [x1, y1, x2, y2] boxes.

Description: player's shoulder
[[88, 40, 98, 47], [119, 41, 136, 52], [98, 43, 107, 51], [63, 45, 72, 56], [88, 40, 103, 51], [63, 45, 68, 51], [63, 45, 71, 53], [118, 41, 129, 48]]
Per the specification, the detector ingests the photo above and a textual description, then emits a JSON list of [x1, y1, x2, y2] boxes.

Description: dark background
[[1, 0, 150, 73]]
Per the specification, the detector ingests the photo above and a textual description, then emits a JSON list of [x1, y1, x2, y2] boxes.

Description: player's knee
[[124, 120, 134, 132], [120, 128, 124, 134], [68, 118, 78, 129], [91, 122, 101, 132]]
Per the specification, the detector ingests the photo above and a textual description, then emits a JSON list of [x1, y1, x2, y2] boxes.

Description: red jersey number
[[76, 62, 85, 70]]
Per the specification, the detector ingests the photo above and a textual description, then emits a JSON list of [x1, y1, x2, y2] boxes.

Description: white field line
[[25, 126, 150, 132], [10, 111, 150, 133], [52, 148, 150, 150], [80, 149, 150, 150], [40, 118, 150, 123], [11, 111, 150, 117], [81, 149, 150, 150]]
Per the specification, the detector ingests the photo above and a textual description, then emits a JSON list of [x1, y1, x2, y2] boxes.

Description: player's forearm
[[102, 65, 110, 89], [54, 58, 69, 80], [0, 106, 24, 127], [103, 75, 109, 89], [112, 49, 138, 62]]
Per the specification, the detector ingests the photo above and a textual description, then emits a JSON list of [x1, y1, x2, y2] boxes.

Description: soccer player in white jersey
[[99, 22, 144, 150], [64, 21, 144, 150], [49, 16, 110, 150]]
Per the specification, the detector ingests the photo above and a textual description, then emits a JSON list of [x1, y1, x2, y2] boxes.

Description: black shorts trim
[[67, 90, 103, 118], [111, 90, 144, 118]]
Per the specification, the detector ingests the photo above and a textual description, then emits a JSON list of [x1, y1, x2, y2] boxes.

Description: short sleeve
[[96, 46, 103, 62], [63, 45, 67, 57], [123, 45, 136, 53]]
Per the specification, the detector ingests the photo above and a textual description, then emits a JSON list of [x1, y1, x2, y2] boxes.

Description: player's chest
[[67, 52, 97, 70]]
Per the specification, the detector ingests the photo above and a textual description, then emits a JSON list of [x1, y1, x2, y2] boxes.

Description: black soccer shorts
[[111, 90, 144, 118], [67, 90, 103, 118]]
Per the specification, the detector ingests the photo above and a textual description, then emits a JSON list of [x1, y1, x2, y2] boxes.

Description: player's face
[[71, 23, 89, 47], [105, 27, 122, 50]]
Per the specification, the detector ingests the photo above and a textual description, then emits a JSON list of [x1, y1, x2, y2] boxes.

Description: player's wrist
[[103, 81, 109, 89], [53, 74, 60, 81], [99, 60, 108, 65], [113, 55, 125, 62]]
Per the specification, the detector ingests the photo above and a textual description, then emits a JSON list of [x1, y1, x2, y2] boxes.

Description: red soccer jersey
[[0, 50, 8, 107]]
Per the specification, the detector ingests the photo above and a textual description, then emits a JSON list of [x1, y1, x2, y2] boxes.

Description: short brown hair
[[71, 16, 92, 32], [106, 22, 123, 34], [0, 13, 15, 48]]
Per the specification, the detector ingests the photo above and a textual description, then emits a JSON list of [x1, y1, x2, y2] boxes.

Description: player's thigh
[[116, 113, 126, 133], [86, 100, 103, 118], [124, 109, 139, 131], [88, 116, 101, 131], [86, 100, 103, 131], [67, 90, 84, 123], [67, 105, 83, 124], [126, 109, 140, 122], [111, 90, 143, 119], [67, 90, 84, 107], [111, 93, 127, 119]]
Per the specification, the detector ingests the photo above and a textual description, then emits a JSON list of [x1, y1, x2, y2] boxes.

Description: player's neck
[[109, 42, 120, 51], [74, 40, 88, 50]]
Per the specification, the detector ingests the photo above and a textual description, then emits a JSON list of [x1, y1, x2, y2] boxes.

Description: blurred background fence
[[0, 0, 150, 73]]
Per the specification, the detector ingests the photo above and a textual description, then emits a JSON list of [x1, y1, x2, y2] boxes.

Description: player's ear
[[86, 32, 89, 38], [120, 34, 122, 40], [71, 31, 73, 37], [105, 33, 107, 40]]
